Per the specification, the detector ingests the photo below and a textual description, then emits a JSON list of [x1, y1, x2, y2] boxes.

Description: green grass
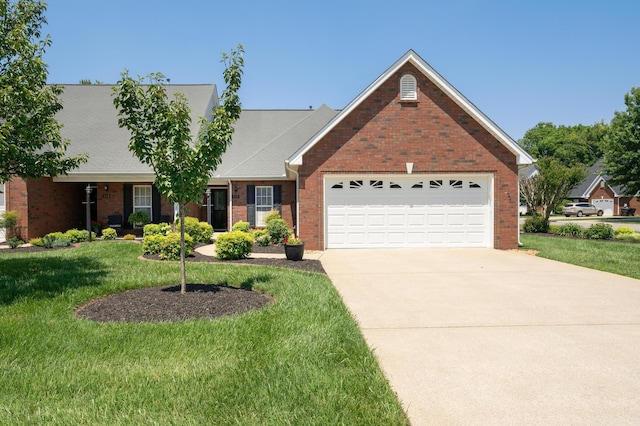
[[0, 242, 408, 425], [520, 234, 640, 279]]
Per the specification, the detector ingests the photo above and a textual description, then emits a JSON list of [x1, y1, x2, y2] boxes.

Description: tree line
[[518, 89, 640, 219]]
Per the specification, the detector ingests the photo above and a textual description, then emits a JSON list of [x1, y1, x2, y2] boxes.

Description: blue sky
[[43, 0, 639, 141]]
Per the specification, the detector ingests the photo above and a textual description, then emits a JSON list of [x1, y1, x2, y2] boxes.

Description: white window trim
[[400, 74, 417, 101], [133, 185, 152, 219], [255, 186, 274, 227]]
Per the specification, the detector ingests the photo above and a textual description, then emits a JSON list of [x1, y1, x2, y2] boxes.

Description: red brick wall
[[6, 177, 85, 240], [5, 178, 28, 239], [231, 181, 296, 230], [298, 63, 519, 250]]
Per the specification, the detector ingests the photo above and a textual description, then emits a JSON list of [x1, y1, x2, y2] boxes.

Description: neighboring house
[[5, 50, 534, 250], [567, 159, 640, 216]]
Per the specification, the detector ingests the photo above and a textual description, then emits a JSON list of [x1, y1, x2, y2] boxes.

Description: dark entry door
[[212, 189, 227, 231]]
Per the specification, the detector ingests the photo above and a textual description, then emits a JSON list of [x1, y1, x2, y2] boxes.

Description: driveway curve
[[320, 248, 640, 425]]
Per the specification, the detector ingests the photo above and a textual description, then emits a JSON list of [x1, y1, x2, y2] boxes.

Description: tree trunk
[[179, 202, 187, 294]]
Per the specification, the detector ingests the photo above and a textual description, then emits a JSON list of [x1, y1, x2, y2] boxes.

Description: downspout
[[285, 161, 300, 237], [517, 176, 523, 247], [228, 179, 233, 231]]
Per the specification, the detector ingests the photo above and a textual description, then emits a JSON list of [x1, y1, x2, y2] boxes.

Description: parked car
[[561, 203, 603, 217]]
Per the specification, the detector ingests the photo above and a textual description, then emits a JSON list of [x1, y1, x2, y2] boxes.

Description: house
[[4, 50, 534, 249], [567, 159, 640, 216]]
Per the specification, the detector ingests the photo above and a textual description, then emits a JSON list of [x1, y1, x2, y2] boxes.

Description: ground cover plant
[[0, 242, 408, 425], [520, 234, 640, 279]]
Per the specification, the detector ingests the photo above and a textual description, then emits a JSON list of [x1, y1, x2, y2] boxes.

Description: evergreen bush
[[523, 215, 549, 233], [215, 231, 254, 260]]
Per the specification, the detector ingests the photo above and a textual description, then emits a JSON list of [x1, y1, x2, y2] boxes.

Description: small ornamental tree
[[113, 45, 243, 293]]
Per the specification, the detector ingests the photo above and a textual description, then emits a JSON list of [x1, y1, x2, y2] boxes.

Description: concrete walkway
[[320, 248, 640, 425]]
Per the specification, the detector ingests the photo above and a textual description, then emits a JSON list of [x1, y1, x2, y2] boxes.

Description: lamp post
[[205, 188, 212, 226], [85, 184, 92, 242]]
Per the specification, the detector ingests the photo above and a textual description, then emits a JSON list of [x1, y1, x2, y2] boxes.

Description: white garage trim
[[324, 174, 494, 249]]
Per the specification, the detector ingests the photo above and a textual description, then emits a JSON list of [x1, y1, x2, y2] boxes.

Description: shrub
[[614, 226, 636, 238], [101, 228, 117, 240], [7, 237, 23, 249], [264, 209, 281, 225], [267, 218, 291, 244], [29, 237, 44, 247], [197, 221, 214, 243], [252, 228, 271, 246], [52, 238, 71, 248], [175, 217, 212, 243], [232, 221, 250, 233], [143, 222, 172, 237], [123, 234, 136, 240], [523, 215, 549, 233], [584, 223, 614, 240], [143, 223, 160, 236], [620, 233, 640, 243], [555, 223, 585, 238], [159, 232, 194, 261], [142, 234, 164, 254], [215, 231, 254, 260], [548, 225, 561, 235], [64, 229, 90, 243]]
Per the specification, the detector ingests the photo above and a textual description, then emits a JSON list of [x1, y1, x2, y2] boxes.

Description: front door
[[212, 189, 228, 231]]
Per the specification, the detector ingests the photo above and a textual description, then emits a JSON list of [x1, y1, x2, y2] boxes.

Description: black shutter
[[152, 185, 161, 223], [247, 185, 255, 227], [274, 185, 282, 215], [123, 184, 133, 227]]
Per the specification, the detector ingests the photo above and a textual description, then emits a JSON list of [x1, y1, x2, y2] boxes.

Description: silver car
[[562, 203, 603, 217]]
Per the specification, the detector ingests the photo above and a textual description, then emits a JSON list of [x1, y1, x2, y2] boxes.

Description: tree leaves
[[604, 87, 640, 196], [0, 0, 87, 182]]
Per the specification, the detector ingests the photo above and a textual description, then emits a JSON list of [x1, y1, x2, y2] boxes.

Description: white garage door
[[325, 175, 492, 248]]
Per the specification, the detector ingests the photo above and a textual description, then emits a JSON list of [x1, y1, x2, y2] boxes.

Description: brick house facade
[[4, 50, 534, 248]]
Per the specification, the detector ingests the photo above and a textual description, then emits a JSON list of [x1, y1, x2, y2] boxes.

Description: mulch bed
[[1, 241, 325, 323], [75, 284, 272, 323]]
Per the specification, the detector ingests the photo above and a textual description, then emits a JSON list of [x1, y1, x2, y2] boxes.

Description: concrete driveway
[[320, 248, 640, 425]]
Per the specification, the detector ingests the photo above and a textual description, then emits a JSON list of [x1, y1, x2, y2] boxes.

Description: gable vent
[[400, 74, 417, 101]]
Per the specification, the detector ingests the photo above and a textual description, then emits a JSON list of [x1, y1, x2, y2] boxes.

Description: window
[[0, 183, 4, 208], [133, 185, 152, 220], [400, 74, 417, 101], [255, 186, 273, 227]]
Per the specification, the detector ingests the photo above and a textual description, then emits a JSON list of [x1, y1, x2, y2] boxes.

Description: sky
[[42, 0, 639, 141]]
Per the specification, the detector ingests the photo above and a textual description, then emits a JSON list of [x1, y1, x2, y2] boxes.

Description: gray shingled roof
[[568, 159, 627, 198], [55, 85, 337, 181], [58, 84, 217, 177], [214, 106, 338, 179]]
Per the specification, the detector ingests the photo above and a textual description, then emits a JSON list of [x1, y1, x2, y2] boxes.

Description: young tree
[[113, 45, 243, 293], [604, 87, 640, 196], [520, 158, 586, 220], [0, 0, 86, 183]]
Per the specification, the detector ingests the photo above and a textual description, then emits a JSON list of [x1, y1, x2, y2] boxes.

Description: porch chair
[[107, 214, 123, 235]]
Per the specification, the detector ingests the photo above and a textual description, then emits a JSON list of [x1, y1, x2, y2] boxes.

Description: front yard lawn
[[520, 234, 640, 279], [0, 242, 408, 425]]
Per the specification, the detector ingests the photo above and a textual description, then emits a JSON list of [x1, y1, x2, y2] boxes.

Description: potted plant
[[128, 211, 150, 228], [283, 235, 304, 261]]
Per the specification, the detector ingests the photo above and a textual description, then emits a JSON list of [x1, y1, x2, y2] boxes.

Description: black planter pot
[[284, 243, 305, 261]]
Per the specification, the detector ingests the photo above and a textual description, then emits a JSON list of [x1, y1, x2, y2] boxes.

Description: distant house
[[567, 159, 639, 216], [4, 50, 534, 249]]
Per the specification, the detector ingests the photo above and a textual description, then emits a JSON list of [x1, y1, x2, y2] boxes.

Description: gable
[[289, 50, 534, 167]]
